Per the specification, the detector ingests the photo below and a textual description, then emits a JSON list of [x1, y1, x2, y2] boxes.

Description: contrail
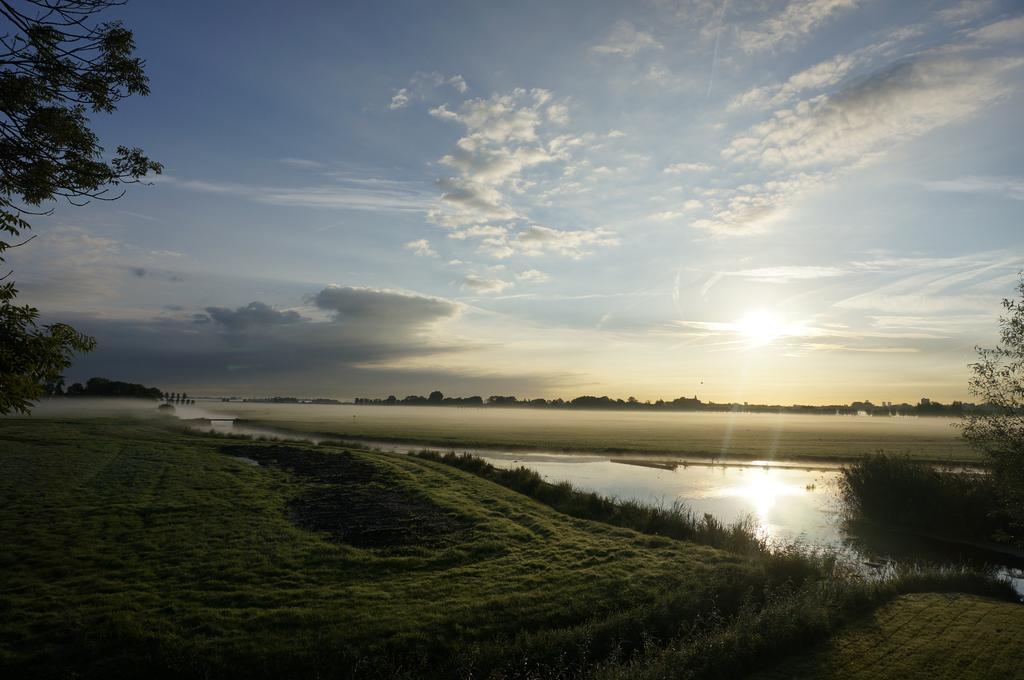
[[707, 0, 729, 98]]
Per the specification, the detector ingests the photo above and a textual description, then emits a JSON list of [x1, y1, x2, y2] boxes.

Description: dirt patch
[[220, 444, 467, 548]]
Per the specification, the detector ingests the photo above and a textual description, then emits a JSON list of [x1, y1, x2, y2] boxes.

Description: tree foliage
[[963, 274, 1024, 538], [0, 0, 159, 414]]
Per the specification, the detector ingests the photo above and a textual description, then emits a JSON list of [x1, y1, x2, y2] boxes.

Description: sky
[[9, 0, 1024, 403]]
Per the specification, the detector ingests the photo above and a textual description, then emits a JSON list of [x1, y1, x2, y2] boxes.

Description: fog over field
[[22, 398, 971, 461]]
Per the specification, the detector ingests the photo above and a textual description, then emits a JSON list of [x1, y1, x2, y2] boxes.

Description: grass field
[[198, 402, 978, 463], [755, 593, 1024, 679], [0, 416, 1016, 678]]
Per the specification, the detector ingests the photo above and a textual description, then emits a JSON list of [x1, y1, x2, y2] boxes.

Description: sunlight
[[722, 473, 806, 522], [736, 310, 786, 347]]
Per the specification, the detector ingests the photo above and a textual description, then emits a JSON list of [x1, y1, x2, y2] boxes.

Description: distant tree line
[[42, 376, 199, 404], [45, 376, 163, 399], [354, 392, 989, 416], [237, 396, 342, 405]]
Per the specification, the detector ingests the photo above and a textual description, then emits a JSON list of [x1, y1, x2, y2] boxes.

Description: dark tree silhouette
[[428, 390, 443, 403], [0, 0, 161, 414], [963, 274, 1024, 540]]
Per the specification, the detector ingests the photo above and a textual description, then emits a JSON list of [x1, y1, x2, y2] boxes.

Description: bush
[[838, 454, 1015, 543]]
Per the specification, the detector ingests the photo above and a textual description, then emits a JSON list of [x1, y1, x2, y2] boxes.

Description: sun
[[736, 310, 785, 347]]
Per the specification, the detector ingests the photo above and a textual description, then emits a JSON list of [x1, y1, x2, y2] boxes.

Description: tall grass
[[838, 453, 1016, 544], [416, 451, 768, 555]]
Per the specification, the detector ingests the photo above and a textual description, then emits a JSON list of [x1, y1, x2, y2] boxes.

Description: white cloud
[[727, 265, 847, 282], [692, 172, 829, 235], [591, 20, 662, 57], [158, 175, 432, 213], [448, 225, 509, 240], [478, 225, 619, 259], [664, 162, 712, 173], [724, 56, 1022, 170], [736, 0, 861, 54], [426, 88, 602, 251], [648, 210, 685, 221], [546, 102, 570, 125], [937, 0, 995, 25], [462, 274, 513, 294], [447, 74, 469, 93], [516, 269, 550, 283], [922, 175, 1024, 201], [388, 73, 469, 110], [404, 239, 438, 257], [966, 16, 1024, 44], [389, 88, 410, 109], [728, 53, 860, 111], [278, 157, 325, 169]]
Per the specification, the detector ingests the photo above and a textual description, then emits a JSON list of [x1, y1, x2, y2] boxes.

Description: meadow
[[196, 402, 977, 463], [1, 415, 1019, 678]]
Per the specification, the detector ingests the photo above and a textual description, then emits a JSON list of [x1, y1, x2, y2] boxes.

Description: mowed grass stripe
[[757, 593, 1024, 679]]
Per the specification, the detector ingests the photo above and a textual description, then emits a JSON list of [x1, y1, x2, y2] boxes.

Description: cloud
[[516, 269, 550, 283], [389, 88, 410, 109], [278, 157, 325, 169], [692, 172, 829, 235], [726, 265, 847, 282], [462, 275, 513, 294], [546, 102, 570, 125], [704, 53, 1023, 235], [966, 15, 1024, 44], [937, 0, 995, 25], [405, 239, 438, 257], [478, 225, 620, 259], [664, 162, 712, 173], [388, 72, 468, 110], [834, 250, 1023, 315], [14, 227, 187, 308], [648, 210, 686, 221], [591, 21, 663, 57], [724, 56, 1022, 169], [727, 53, 860, 111], [204, 302, 304, 333], [922, 175, 1024, 201], [50, 286, 504, 395], [313, 285, 460, 326], [736, 0, 861, 53], [426, 87, 594, 243], [158, 174, 432, 213]]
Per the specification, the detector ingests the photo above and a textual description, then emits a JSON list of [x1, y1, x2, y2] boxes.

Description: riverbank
[[1, 416, 1019, 679]]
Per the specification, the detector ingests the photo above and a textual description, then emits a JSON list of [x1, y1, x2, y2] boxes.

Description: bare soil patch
[[219, 444, 467, 548]]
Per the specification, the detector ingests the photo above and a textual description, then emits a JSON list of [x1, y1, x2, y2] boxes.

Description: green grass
[[0, 417, 776, 678], [752, 593, 1024, 679], [0, 417, 1015, 679]]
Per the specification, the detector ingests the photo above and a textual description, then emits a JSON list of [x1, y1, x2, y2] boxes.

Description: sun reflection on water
[[718, 471, 808, 540]]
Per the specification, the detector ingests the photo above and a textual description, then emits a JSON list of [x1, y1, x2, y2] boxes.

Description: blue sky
[[11, 0, 1024, 402]]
